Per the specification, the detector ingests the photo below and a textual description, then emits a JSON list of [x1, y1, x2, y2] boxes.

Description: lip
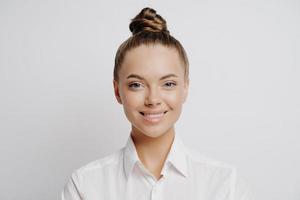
[[140, 110, 168, 115], [139, 110, 168, 123]]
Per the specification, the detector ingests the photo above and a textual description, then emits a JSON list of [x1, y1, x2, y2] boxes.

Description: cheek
[[122, 91, 145, 108], [120, 92, 143, 122], [162, 90, 185, 108]]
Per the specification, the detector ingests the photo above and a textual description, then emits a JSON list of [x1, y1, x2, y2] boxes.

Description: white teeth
[[140, 111, 167, 122], [144, 113, 164, 117]]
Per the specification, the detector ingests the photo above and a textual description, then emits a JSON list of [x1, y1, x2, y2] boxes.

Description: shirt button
[[151, 187, 158, 200], [152, 185, 158, 192]]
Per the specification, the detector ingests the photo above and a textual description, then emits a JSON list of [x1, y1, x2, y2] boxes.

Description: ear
[[113, 80, 123, 104], [182, 78, 189, 104]]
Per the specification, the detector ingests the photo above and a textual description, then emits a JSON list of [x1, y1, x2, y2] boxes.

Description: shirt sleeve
[[233, 169, 254, 200], [61, 172, 83, 200]]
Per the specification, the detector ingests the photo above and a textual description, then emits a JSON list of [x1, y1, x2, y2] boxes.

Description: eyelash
[[128, 81, 177, 89], [128, 82, 143, 89], [163, 82, 177, 88]]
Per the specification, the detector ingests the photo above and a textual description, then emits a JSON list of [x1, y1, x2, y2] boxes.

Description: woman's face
[[113, 44, 189, 139]]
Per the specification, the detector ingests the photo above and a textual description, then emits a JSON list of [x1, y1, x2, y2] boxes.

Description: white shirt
[[62, 134, 252, 200]]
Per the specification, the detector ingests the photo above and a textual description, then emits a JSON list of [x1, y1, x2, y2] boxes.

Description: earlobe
[[183, 78, 189, 103], [113, 80, 122, 104]]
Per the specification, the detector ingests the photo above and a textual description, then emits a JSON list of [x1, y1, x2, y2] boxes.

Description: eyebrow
[[126, 73, 178, 80]]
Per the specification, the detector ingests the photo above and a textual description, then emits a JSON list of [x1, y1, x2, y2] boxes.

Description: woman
[[62, 7, 251, 200]]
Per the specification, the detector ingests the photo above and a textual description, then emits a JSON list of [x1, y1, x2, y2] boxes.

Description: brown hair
[[113, 7, 189, 81]]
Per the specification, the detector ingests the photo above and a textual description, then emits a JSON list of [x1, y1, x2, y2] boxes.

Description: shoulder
[[72, 148, 123, 179], [183, 145, 238, 186], [62, 148, 125, 198], [185, 146, 236, 172], [184, 146, 253, 199]]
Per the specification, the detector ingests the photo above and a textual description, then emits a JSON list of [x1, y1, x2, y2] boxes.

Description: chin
[[143, 132, 165, 138], [136, 126, 173, 138]]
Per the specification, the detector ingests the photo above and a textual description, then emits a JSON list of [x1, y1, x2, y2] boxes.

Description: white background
[[0, 0, 299, 199]]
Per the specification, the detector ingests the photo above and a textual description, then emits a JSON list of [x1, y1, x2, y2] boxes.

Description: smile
[[139, 111, 168, 123]]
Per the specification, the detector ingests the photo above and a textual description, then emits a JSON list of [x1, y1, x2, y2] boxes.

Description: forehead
[[119, 44, 184, 80]]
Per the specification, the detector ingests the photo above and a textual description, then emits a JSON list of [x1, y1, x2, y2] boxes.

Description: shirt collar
[[123, 133, 188, 180], [165, 134, 188, 177], [123, 134, 140, 180]]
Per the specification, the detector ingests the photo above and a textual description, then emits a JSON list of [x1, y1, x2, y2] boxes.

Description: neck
[[131, 127, 175, 178]]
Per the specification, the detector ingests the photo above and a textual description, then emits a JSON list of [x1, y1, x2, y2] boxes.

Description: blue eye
[[129, 82, 143, 89], [164, 82, 176, 88]]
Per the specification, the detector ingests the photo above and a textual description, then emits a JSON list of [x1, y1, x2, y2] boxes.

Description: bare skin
[[114, 44, 189, 181], [131, 125, 175, 180]]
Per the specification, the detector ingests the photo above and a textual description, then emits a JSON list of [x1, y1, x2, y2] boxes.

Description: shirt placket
[[137, 162, 168, 200], [150, 176, 165, 200]]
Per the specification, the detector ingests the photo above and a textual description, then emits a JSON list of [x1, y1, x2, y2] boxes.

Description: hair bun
[[129, 7, 169, 35]]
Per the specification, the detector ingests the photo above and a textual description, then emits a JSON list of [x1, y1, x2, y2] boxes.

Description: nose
[[144, 88, 161, 107]]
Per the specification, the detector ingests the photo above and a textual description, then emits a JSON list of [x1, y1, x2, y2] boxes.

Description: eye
[[163, 81, 176, 88], [128, 82, 144, 89]]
